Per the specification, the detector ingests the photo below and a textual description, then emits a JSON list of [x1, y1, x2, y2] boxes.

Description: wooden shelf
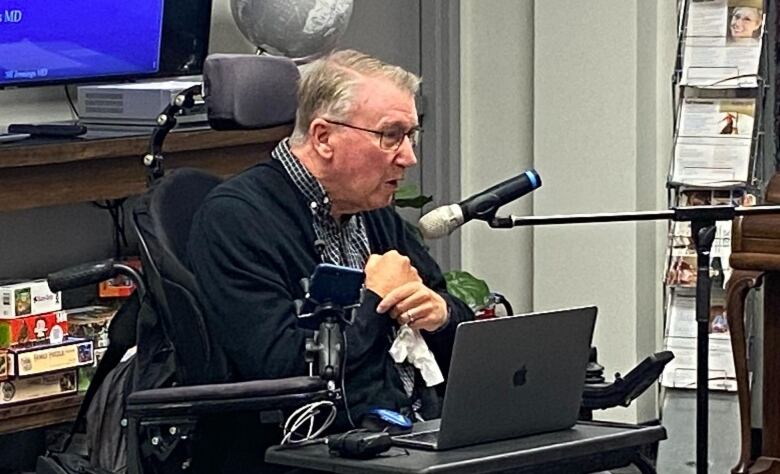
[[0, 125, 292, 213], [0, 394, 84, 435], [0, 124, 291, 436]]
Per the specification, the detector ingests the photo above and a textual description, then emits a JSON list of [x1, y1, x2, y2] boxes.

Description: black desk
[[266, 421, 666, 474]]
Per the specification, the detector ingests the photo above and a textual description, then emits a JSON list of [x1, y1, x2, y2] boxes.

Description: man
[[188, 49, 472, 469]]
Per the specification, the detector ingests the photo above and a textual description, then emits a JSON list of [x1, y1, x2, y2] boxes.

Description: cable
[[280, 400, 337, 446], [63, 85, 79, 120], [340, 330, 357, 428], [92, 199, 129, 258]]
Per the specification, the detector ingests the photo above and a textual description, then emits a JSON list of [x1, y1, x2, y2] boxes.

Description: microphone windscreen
[[417, 205, 463, 240]]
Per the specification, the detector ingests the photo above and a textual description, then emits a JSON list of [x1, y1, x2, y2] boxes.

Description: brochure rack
[[663, 1, 770, 472]]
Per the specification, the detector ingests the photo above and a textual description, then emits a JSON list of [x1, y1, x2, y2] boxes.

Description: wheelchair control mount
[[296, 264, 365, 383]]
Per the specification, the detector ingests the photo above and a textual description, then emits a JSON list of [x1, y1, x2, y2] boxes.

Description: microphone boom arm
[[489, 204, 780, 228]]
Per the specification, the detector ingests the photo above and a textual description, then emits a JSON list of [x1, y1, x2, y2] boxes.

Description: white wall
[[0, 86, 72, 131], [460, 0, 536, 313], [209, 0, 255, 54], [460, 0, 676, 423]]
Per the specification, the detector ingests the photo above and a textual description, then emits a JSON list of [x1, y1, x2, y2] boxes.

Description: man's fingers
[[364, 251, 420, 298], [400, 302, 432, 325], [364, 254, 380, 272], [376, 281, 420, 313]]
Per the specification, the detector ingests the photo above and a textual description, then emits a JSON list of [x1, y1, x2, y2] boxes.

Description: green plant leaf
[[394, 184, 432, 209], [396, 195, 433, 208], [444, 270, 490, 310]]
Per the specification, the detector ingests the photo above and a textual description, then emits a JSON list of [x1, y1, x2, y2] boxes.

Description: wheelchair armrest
[[126, 376, 330, 418], [582, 351, 674, 410]]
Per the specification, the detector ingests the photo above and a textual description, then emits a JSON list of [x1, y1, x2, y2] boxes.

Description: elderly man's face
[[730, 7, 761, 38], [326, 77, 418, 215]]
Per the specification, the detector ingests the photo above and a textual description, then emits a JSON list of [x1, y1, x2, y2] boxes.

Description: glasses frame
[[323, 119, 422, 150]]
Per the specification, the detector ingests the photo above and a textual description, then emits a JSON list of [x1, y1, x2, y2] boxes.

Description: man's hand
[[364, 250, 449, 332], [376, 282, 449, 332], [364, 250, 421, 297]]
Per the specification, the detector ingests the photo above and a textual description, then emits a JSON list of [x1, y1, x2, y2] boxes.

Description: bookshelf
[[0, 124, 290, 436]]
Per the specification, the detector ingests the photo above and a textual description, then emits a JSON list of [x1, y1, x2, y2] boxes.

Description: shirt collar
[[272, 138, 332, 219]]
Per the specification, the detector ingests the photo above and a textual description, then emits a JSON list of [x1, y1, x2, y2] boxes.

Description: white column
[[533, 0, 674, 422], [461, 0, 675, 423], [460, 0, 535, 313]]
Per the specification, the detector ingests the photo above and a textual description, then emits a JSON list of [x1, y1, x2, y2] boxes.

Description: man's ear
[[309, 118, 334, 160]]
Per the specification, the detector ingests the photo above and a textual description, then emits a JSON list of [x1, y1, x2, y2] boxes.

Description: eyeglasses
[[324, 119, 422, 150]]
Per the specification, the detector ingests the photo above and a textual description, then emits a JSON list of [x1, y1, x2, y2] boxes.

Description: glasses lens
[[381, 128, 422, 150], [380, 129, 404, 150], [408, 128, 421, 147]]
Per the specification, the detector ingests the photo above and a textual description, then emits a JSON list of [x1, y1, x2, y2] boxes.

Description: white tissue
[[389, 325, 444, 387]]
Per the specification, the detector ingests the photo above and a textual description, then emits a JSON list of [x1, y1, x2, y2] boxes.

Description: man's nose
[[395, 136, 418, 167]]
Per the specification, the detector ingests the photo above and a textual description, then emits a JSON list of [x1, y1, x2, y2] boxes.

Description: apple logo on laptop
[[513, 365, 528, 387]]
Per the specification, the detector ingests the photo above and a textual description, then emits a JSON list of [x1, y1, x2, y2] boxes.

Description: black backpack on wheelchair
[[38, 166, 330, 474]]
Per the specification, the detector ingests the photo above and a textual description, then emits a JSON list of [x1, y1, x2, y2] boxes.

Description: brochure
[[681, 38, 762, 88], [678, 97, 756, 138], [671, 136, 751, 187], [680, 0, 764, 87], [685, 0, 763, 40]]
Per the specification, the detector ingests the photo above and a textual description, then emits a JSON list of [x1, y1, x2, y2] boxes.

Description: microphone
[[418, 170, 541, 239]]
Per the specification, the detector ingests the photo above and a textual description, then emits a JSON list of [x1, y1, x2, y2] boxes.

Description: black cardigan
[[188, 159, 473, 422]]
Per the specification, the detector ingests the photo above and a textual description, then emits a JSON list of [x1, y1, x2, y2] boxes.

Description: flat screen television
[[0, 0, 212, 88]]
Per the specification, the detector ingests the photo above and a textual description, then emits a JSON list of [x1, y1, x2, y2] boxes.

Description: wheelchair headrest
[[203, 54, 300, 131]]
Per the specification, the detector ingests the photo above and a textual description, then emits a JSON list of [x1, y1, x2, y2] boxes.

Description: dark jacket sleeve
[[188, 195, 312, 381]]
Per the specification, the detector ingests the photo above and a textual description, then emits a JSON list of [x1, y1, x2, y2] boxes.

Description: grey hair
[[289, 49, 421, 145]]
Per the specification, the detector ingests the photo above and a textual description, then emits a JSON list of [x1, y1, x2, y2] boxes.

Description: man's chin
[[371, 195, 395, 210]]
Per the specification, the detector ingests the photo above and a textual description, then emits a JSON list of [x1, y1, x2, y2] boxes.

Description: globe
[[230, 0, 354, 64]]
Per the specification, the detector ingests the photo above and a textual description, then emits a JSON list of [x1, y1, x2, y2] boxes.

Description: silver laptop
[[392, 306, 597, 450]]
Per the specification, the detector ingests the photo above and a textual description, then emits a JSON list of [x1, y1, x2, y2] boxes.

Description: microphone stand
[[490, 204, 780, 474]]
